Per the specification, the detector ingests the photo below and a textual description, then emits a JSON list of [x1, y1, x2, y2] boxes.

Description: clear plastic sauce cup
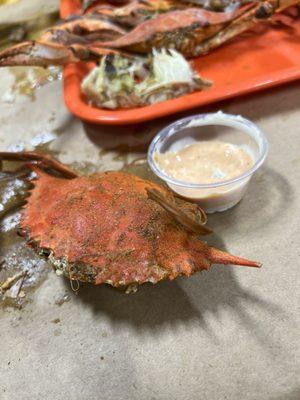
[[148, 112, 268, 213]]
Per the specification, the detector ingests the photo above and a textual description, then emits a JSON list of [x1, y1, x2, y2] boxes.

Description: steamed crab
[[0, 0, 298, 66], [0, 151, 260, 293], [0, 0, 297, 108]]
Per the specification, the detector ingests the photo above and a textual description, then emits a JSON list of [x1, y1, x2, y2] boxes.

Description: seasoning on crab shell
[[0, 151, 261, 293]]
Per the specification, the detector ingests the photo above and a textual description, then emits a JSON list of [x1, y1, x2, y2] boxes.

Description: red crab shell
[[97, 8, 243, 56], [20, 167, 260, 289]]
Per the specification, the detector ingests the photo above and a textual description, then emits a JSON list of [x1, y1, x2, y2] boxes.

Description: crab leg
[[42, 17, 127, 45], [0, 41, 80, 67], [97, 6, 250, 56], [194, 0, 300, 55], [147, 188, 213, 235], [0, 12, 132, 67], [0, 39, 125, 67], [0, 152, 77, 179]]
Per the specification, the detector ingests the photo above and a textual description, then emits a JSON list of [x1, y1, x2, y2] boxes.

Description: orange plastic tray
[[61, 0, 300, 125]]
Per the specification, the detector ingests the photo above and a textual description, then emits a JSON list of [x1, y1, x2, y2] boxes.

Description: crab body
[[0, 152, 260, 292]]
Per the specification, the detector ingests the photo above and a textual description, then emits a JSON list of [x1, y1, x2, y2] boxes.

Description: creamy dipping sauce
[[154, 141, 254, 184]]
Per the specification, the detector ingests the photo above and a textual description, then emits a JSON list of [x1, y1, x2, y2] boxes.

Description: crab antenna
[[0, 151, 78, 179]]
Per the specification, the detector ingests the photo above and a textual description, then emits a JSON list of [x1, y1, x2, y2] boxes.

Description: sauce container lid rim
[[147, 112, 269, 189]]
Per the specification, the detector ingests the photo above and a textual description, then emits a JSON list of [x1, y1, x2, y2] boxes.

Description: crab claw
[[0, 151, 78, 179], [0, 40, 131, 68], [0, 41, 79, 67]]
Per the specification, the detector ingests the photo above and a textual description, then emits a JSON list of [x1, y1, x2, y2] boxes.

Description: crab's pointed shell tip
[[209, 247, 261, 269], [235, 258, 262, 268], [230, 258, 262, 269]]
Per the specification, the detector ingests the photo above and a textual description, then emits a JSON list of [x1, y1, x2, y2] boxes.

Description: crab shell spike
[[54, 17, 127, 37], [208, 247, 261, 268]]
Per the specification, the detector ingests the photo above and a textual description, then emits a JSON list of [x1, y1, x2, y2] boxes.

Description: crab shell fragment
[[16, 164, 260, 292]]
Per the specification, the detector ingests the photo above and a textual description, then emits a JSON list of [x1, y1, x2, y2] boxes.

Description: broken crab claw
[[0, 40, 126, 67], [0, 41, 79, 67]]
